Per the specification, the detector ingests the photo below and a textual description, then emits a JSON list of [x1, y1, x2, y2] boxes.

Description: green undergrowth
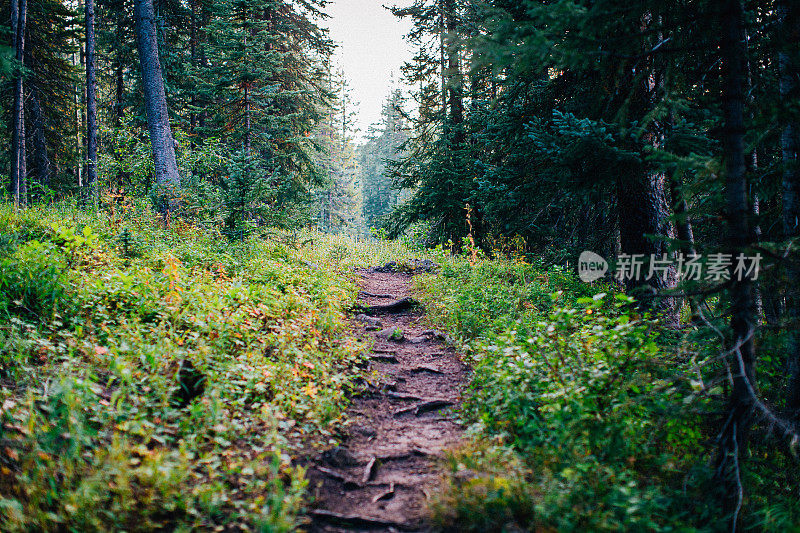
[[0, 202, 414, 531], [415, 253, 799, 532]]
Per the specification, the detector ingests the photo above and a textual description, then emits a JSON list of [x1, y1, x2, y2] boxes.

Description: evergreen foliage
[[359, 87, 409, 230], [312, 68, 361, 234]]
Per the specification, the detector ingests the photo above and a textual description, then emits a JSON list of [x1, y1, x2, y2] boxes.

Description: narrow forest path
[[306, 268, 467, 532]]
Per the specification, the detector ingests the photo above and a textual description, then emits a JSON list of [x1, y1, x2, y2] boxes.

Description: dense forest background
[[0, 0, 411, 236], [2, 0, 800, 529]]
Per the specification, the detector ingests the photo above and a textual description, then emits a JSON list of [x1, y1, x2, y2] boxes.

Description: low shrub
[[413, 253, 786, 531]]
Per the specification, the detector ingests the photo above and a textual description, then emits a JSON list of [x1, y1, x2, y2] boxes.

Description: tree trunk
[[189, 0, 197, 140], [670, 176, 696, 257], [616, 169, 677, 320], [745, 34, 764, 323], [443, 0, 463, 142], [29, 87, 51, 195], [669, 172, 699, 320], [11, 0, 28, 208], [73, 40, 82, 191], [438, 0, 446, 119], [715, 0, 757, 526], [779, 0, 800, 420], [86, 0, 98, 203], [243, 30, 251, 156], [133, 0, 181, 197], [113, 1, 126, 127], [80, 32, 86, 195], [198, 4, 208, 132], [613, 15, 678, 324]]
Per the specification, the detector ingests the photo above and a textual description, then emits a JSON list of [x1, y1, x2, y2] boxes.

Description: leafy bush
[[0, 240, 68, 323], [415, 254, 721, 531]]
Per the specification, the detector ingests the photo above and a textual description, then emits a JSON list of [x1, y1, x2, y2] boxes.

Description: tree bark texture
[[86, 0, 99, 202], [11, 0, 28, 208], [615, 14, 678, 324], [29, 87, 51, 194], [133, 0, 181, 195], [716, 0, 757, 527], [779, 0, 800, 420]]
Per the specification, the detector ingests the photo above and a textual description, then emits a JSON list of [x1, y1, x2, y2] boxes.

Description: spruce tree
[[359, 88, 409, 229], [313, 67, 361, 234]]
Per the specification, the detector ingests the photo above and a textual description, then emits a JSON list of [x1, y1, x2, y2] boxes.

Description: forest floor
[[305, 268, 468, 532]]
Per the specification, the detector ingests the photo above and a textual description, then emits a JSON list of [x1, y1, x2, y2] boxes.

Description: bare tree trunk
[[617, 169, 677, 318], [779, 0, 800, 420], [612, 15, 678, 324], [670, 172, 699, 320], [617, 45, 678, 324], [198, 4, 209, 132], [438, 0, 446, 120], [29, 87, 51, 195], [80, 28, 86, 196], [113, 1, 125, 127], [73, 39, 82, 192], [189, 0, 197, 140], [670, 177, 696, 257], [243, 30, 251, 156], [10, 0, 27, 208], [745, 33, 764, 323], [751, 189, 764, 320], [715, 0, 757, 527], [86, 0, 98, 203], [133, 0, 180, 198]]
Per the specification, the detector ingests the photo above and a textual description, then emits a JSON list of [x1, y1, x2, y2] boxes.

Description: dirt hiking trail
[[306, 268, 468, 532]]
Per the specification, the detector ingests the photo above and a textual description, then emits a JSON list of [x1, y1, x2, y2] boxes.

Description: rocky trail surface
[[305, 267, 468, 532]]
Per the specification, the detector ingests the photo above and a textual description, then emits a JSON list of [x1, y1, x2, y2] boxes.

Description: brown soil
[[305, 269, 467, 532]]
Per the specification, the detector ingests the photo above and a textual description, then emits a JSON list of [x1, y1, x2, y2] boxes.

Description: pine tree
[[27, 0, 80, 196], [390, 0, 475, 246], [204, 0, 331, 231], [779, 0, 800, 419], [313, 67, 361, 234], [360, 87, 409, 229]]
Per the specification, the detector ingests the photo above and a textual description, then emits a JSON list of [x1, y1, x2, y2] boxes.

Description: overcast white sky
[[322, 0, 414, 141]]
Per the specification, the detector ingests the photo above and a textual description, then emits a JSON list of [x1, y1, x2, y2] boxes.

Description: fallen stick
[[411, 445, 439, 457], [362, 456, 377, 483], [377, 452, 412, 461], [359, 291, 395, 299], [372, 482, 395, 503], [414, 399, 454, 416], [392, 399, 454, 417], [385, 391, 422, 401], [313, 465, 346, 482], [393, 405, 418, 417]]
